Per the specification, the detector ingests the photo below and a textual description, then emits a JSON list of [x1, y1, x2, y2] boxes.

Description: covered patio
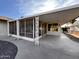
[[9, 4, 79, 45]]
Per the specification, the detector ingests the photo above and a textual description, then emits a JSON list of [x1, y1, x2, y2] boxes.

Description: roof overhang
[[39, 7, 79, 25], [19, 4, 79, 25], [0, 16, 13, 21], [21, 4, 79, 18]]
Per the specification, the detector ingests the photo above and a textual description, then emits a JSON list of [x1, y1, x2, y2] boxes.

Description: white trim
[[24, 20, 26, 36], [9, 34, 47, 42], [20, 4, 79, 19], [47, 24, 48, 32], [9, 34, 34, 42], [9, 33, 47, 42], [9, 20, 16, 22], [33, 18, 35, 39], [0, 16, 13, 21], [41, 23, 43, 36], [7, 21, 9, 36], [35, 34, 47, 40], [16, 21, 19, 38]]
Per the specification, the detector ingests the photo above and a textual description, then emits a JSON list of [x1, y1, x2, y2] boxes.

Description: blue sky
[[0, 0, 79, 19], [0, 0, 20, 19]]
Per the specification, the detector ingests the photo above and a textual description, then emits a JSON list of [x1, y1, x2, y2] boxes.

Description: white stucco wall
[[47, 31, 60, 35], [47, 27, 62, 36], [0, 20, 8, 35]]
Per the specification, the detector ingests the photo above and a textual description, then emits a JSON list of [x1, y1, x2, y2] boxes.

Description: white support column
[[58, 26, 62, 36], [47, 24, 48, 34], [35, 16, 39, 45], [24, 20, 26, 37], [41, 23, 43, 36], [16, 21, 19, 39], [7, 21, 9, 36], [58, 27, 61, 32], [58, 24, 61, 33], [33, 18, 35, 39]]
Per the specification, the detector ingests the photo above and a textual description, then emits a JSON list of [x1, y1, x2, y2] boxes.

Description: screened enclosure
[[19, 18, 34, 38], [9, 18, 47, 38], [9, 21, 17, 35]]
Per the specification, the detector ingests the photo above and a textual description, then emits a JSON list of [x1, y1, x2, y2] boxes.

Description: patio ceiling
[[39, 7, 79, 25]]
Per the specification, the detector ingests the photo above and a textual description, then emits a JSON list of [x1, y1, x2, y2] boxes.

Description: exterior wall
[[47, 27, 61, 35], [47, 31, 60, 35], [47, 23, 61, 35], [0, 20, 8, 35]]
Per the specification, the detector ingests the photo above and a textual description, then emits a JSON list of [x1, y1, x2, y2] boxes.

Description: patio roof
[[39, 5, 79, 25], [22, 4, 79, 18], [19, 4, 79, 25], [0, 16, 13, 21]]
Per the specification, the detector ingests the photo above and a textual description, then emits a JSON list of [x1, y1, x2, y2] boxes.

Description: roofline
[[0, 16, 13, 21], [19, 4, 79, 19]]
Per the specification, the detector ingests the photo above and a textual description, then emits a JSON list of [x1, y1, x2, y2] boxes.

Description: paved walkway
[[0, 33, 79, 59], [0, 40, 17, 59]]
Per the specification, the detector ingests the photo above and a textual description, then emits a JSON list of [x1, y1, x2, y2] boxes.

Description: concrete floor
[[0, 33, 79, 59]]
